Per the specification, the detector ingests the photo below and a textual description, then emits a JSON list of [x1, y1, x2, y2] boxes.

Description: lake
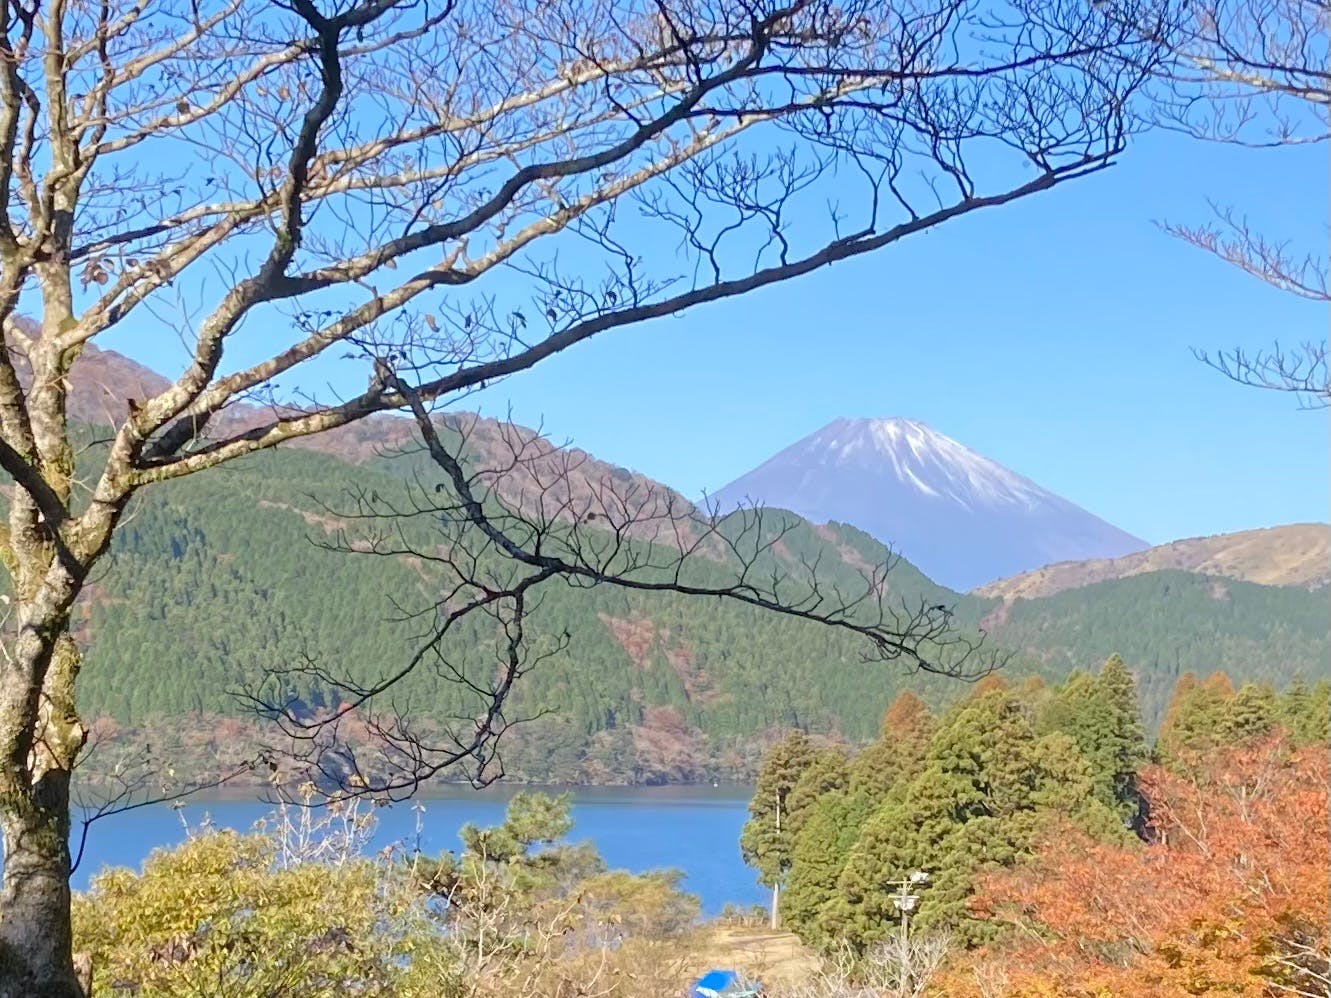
[[69, 784, 767, 917]]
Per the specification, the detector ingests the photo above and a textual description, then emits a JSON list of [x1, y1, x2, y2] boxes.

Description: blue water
[[70, 785, 765, 917]]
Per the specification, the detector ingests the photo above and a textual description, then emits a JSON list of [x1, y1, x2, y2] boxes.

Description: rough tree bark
[[0, 0, 1169, 991]]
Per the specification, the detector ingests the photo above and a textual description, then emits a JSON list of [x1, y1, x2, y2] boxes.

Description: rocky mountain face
[[708, 417, 1149, 591]]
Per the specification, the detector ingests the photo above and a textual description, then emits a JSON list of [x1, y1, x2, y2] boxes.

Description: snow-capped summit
[[812, 418, 1050, 510], [707, 417, 1147, 591]]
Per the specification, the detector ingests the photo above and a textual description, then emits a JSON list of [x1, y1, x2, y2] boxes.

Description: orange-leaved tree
[[940, 734, 1330, 997]]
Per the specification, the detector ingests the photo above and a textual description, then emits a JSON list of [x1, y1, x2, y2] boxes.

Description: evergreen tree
[[848, 691, 935, 801], [825, 781, 932, 948], [740, 733, 820, 897], [832, 689, 1110, 947], [1308, 681, 1331, 746], [1041, 655, 1148, 824], [785, 747, 850, 843], [1275, 678, 1330, 747], [822, 686, 1130, 949], [1030, 731, 1128, 842], [459, 792, 574, 862], [1222, 683, 1277, 743], [782, 789, 875, 945], [1157, 672, 1235, 764]]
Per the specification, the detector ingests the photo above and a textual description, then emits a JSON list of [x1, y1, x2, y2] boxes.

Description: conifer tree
[[1030, 731, 1129, 842], [783, 790, 875, 945], [829, 687, 1124, 949], [849, 691, 936, 802], [740, 732, 819, 924], [1158, 672, 1236, 764], [1222, 683, 1277, 743], [837, 691, 1039, 945], [1041, 655, 1148, 823], [1276, 679, 1331, 747], [785, 748, 851, 843]]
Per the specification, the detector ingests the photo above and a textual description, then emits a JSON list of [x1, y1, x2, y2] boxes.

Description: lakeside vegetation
[[71, 660, 1329, 997], [75, 790, 706, 998]]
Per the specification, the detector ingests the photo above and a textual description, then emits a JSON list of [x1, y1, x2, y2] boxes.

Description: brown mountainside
[[975, 523, 1331, 600], [35, 341, 692, 532]]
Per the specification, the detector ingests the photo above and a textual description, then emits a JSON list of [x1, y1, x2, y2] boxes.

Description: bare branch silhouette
[[1193, 339, 1330, 406], [1142, 0, 1328, 404], [245, 377, 1001, 796]]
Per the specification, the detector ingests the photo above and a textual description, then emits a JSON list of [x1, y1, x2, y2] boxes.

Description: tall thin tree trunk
[[0, 775, 82, 998]]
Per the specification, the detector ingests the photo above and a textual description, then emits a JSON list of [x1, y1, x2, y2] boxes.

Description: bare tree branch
[[1140, 0, 1328, 404], [242, 376, 1002, 796]]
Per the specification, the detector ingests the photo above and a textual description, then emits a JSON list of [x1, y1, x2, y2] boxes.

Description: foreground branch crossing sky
[[107, 122, 1327, 546]]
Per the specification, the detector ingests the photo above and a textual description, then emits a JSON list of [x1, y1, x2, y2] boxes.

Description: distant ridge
[[976, 523, 1331, 599], [707, 417, 1148, 591]]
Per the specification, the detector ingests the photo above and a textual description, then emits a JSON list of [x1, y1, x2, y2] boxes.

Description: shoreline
[[74, 780, 758, 807]]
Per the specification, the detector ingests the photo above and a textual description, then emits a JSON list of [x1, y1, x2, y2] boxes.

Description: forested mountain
[[75, 443, 982, 784], [980, 571, 1330, 728], [8, 347, 1323, 785], [55, 430, 1326, 786]]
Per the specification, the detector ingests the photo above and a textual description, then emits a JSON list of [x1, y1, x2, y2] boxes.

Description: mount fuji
[[706, 417, 1149, 591]]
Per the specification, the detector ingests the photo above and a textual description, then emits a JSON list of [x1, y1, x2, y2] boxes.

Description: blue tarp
[[691, 968, 761, 997], [694, 970, 738, 993]]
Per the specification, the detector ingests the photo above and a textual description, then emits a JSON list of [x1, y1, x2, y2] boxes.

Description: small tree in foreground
[[74, 791, 702, 997], [0, 0, 1166, 991]]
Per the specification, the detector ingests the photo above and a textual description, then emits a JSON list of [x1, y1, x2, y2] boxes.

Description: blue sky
[[105, 126, 1327, 547], [457, 130, 1328, 545]]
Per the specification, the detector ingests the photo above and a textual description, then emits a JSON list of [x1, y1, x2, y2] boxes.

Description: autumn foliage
[[945, 735, 1330, 997]]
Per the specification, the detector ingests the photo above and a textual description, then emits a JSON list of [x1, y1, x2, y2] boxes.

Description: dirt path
[[691, 926, 820, 989]]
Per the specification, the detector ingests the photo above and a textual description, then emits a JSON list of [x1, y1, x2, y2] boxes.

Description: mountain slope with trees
[[54, 435, 1328, 785], [18, 351, 1320, 778]]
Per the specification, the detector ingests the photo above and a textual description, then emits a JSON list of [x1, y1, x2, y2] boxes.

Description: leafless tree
[[776, 933, 953, 997], [0, 0, 1166, 992], [1151, 0, 1329, 404]]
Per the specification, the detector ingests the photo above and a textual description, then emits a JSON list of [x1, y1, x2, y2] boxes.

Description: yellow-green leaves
[[73, 829, 458, 998]]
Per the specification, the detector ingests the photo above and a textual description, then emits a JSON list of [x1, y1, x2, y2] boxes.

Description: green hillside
[[77, 443, 978, 765], [983, 570, 1330, 729], [29, 427, 1327, 785]]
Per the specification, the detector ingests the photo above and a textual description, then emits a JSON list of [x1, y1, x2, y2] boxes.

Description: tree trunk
[[0, 594, 88, 998], [0, 774, 82, 998]]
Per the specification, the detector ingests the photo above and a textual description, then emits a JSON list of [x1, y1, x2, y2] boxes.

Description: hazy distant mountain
[[707, 417, 1148, 591], [976, 523, 1331, 600]]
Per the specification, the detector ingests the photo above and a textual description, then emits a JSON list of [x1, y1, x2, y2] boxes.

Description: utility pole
[[887, 870, 930, 997], [770, 789, 782, 930]]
